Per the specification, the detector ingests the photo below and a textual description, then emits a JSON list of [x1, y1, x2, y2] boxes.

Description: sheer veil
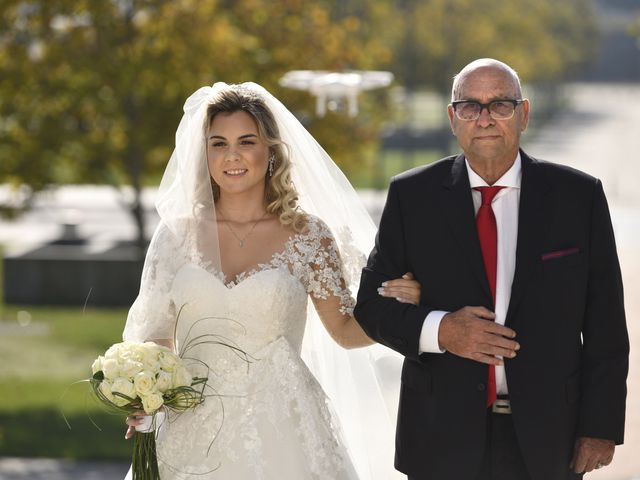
[[123, 82, 404, 480]]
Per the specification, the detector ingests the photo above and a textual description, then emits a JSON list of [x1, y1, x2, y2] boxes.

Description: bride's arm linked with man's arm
[[312, 274, 421, 349], [353, 181, 433, 360], [308, 223, 421, 349]]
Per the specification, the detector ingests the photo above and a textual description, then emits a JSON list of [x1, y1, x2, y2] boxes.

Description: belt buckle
[[491, 398, 512, 414]]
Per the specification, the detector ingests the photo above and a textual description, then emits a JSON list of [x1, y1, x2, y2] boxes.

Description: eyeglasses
[[451, 99, 524, 121]]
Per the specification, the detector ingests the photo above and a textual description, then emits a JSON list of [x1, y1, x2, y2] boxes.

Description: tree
[[1, 0, 244, 246], [391, 0, 598, 94], [0, 0, 599, 248], [0, 0, 396, 248]]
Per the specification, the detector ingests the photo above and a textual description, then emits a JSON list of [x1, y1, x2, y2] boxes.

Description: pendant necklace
[[219, 209, 268, 248]]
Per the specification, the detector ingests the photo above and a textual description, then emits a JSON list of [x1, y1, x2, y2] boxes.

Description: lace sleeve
[[123, 221, 184, 342], [295, 216, 356, 316]]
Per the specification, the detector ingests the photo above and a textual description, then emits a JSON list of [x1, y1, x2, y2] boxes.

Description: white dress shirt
[[419, 154, 521, 394]]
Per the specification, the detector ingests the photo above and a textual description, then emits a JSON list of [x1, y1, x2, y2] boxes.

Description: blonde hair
[[205, 86, 306, 232]]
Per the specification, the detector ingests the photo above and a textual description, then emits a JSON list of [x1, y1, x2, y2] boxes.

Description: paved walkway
[[0, 82, 639, 479], [0, 457, 129, 480]]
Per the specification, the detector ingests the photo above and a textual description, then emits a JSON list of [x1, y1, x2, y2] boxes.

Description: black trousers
[[408, 410, 584, 480], [474, 410, 531, 480], [407, 411, 529, 480]]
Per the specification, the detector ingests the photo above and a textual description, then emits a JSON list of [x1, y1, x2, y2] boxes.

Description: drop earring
[[268, 155, 275, 177]]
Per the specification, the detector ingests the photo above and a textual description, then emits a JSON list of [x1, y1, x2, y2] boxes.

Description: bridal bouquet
[[90, 341, 207, 479]]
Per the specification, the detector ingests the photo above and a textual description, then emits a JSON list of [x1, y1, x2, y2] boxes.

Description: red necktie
[[474, 186, 504, 407]]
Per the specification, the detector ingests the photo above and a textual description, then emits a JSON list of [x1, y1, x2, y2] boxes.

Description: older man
[[355, 58, 629, 480]]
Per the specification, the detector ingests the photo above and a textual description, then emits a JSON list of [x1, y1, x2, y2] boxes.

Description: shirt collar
[[465, 152, 522, 189]]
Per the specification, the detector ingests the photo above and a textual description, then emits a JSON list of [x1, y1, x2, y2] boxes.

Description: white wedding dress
[[123, 82, 404, 480], [148, 216, 361, 479]]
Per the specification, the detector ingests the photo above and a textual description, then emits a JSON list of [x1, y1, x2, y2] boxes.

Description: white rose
[[105, 341, 132, 360], [155, 371, 173, 392], [120, 359, 144, 379], [124, 344, 146, 363], [173, 366, 193, 388], [98, 379, 115, 403], [91, 355, 104, 375], [111, 377, 137, 406], [143, 359, 161, 373], [103, 344, 120, 360], [135, 344, 161, 370], [134, 370, 156, 396], [102, 358, 120, 380], [141, 392, 164, 414], [158, 351, 179, 373]]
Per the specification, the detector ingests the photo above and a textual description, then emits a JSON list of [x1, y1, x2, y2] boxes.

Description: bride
[[122, 83, 421, 479]]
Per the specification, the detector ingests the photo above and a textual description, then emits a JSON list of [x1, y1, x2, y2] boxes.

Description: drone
[[279, 70, 394, 117]]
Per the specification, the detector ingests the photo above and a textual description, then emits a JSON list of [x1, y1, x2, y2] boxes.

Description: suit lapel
[[506, 151, 552, 325], [440, 154, 492, 303]]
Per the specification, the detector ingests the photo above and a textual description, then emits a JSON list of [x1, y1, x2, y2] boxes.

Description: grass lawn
[[0, 300, 133, 460]]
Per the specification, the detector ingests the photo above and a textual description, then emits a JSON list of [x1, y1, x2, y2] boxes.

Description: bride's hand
[[124, 410, 148, 440], [378, 272, 422, 305]]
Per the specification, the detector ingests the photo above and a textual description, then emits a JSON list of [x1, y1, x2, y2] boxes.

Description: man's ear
[[520, 98, 530, 133], [447, 104, 456, 136]]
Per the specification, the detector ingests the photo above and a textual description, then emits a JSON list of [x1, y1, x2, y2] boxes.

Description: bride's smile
[[224, 168, 248, 176]]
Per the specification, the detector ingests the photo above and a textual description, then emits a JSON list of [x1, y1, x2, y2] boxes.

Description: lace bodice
[[170, 215, 355, 354], [224, 215, 355, 311]]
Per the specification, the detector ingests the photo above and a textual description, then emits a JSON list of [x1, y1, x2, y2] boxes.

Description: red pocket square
[[541, 247, 580, 261]]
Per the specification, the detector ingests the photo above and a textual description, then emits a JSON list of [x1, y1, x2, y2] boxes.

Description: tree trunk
[[128, 184, 147, 254], [123, 94, 147, 258], [121, 5, 147, 260]]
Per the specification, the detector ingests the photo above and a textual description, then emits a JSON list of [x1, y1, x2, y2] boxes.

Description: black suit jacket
[[354, 151, 629, 480]]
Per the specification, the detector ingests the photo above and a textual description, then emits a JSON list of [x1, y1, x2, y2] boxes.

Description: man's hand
[[570, 437, 615, 473], [438, 306, 519, 365]]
